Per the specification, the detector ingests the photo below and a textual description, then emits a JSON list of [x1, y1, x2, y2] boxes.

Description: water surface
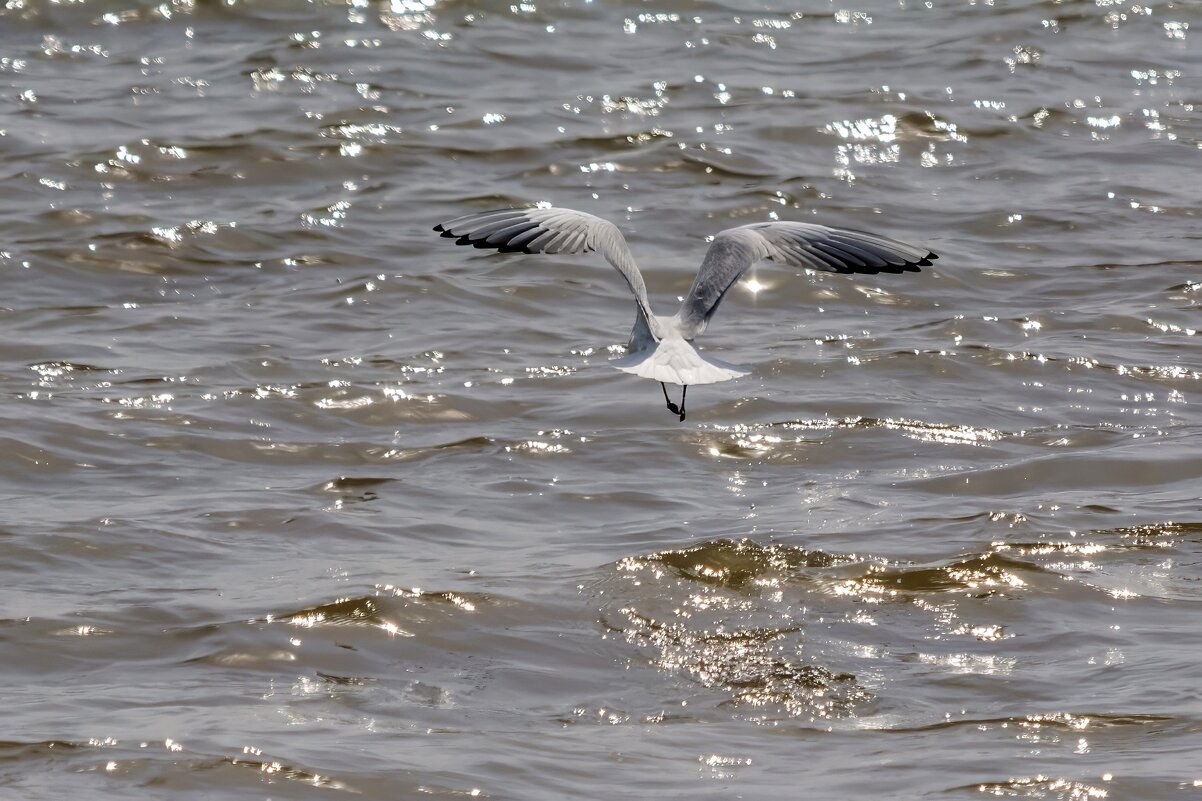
[[1, 0, 1200, 798]]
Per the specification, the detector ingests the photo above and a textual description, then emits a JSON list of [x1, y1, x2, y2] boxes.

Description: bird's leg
[[678, 385, 688, 422], [661, 382, 680, 415]]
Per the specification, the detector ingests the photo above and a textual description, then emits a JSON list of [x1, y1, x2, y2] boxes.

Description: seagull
[[433, 207, 936, 421]]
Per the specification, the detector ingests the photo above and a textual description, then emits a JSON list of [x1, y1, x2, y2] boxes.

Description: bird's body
[[433, 206, 936, 419], [610, 313, 748, 386]]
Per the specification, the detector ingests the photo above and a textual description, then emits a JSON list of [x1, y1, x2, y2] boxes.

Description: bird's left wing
[[433, 207, 657, 328], [677, 221, 936, 335]]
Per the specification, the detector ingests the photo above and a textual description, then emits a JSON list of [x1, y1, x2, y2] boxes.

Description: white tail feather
[[609, 337, 748, 386]]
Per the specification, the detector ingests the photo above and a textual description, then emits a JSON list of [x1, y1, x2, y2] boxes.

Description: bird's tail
[[609, 337, 748, 386]]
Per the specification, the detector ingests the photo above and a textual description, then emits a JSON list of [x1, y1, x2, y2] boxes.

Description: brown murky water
[[1, 0, 1200, 798]]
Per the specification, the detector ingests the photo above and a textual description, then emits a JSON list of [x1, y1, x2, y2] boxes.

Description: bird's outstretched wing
[[433, 207, 658, 331], [677, 221, 936, 336]]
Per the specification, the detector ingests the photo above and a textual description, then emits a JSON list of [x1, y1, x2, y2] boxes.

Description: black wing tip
[[843, 260, 926, 275], [451, 235, 532, 254], [908, 250, 937, 268], [881, 251, 936, 273]]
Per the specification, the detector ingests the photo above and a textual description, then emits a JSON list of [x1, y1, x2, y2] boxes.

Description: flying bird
[[433, 207, 936, 421]]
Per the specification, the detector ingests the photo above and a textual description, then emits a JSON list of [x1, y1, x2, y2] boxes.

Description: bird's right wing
[[677, 221, 936, 335], [433, 207, 658, 331]]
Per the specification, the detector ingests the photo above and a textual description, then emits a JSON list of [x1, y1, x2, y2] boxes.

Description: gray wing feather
[[433, 207, 659, 330], [677, 221, 936, 336]]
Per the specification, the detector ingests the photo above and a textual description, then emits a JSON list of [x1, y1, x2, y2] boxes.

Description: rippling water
[[2, 0, 1200, 797]]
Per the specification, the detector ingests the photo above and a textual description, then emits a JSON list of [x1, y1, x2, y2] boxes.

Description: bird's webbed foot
[[660, 383, 687, 421], [660, 383, 680, 415]]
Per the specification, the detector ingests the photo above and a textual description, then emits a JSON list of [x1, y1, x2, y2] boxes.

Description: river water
[[1, 0, 1200, 798]]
